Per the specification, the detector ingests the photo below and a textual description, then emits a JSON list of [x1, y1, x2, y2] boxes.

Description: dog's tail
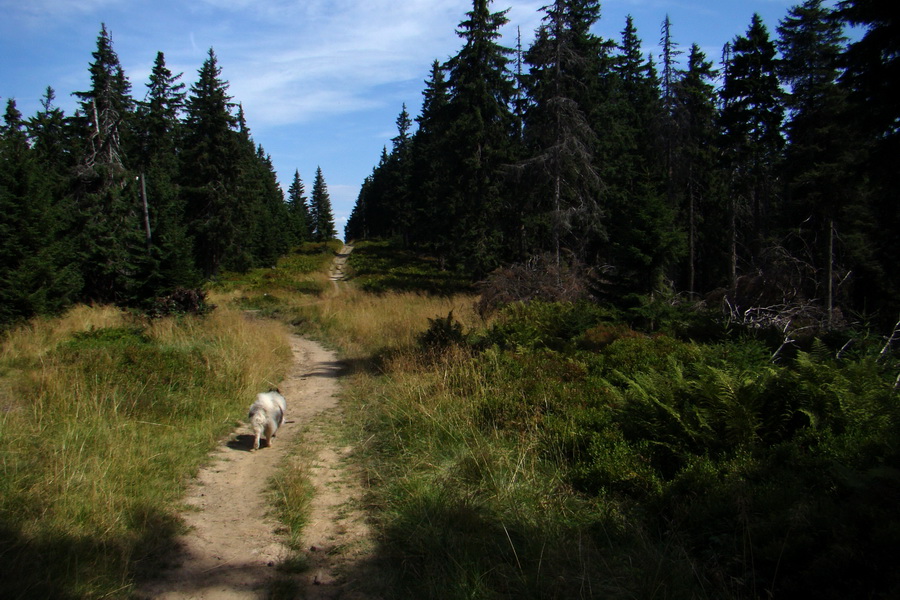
[[248, 405, 267, 427]]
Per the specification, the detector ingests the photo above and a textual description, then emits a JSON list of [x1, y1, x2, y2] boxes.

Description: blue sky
[[1, 0, 804, 234]]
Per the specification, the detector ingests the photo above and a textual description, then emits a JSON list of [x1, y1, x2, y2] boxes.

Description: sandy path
[[138, 246, 376, 599]]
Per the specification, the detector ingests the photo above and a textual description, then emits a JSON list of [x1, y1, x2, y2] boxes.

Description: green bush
[[485, 301, 615, 351], [418, 311, 466, 351]]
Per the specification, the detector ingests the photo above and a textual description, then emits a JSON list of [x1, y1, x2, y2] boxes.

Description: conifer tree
[[73, 23, 133, 186], [345, 175, 371, 241], [224, 105, 257, 270], [27, 87, 73, 196], [777, 0, 849, 320], [389, 103, 414, 244], [837, 0, 900, 319], [181, 48, 241, 277], [441, 0, 518, 274], [287, 169, 313, 244], [672, 44, 720, 295], [0, 100, 77, 323], [245, 145, 291, 267], [135, 51, 198, 294], [72, 24, 146, 303], [719, 14, 785, 286], [659, 15, 682, 206], [408, 60, 452, 256], [521, 0, 604, 265], [310, 166, 336, 242], [601, 16, 682, 293]]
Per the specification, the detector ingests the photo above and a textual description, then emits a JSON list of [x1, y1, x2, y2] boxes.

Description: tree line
[[346, 0, 898, 326], [0, 24, 337, 326]]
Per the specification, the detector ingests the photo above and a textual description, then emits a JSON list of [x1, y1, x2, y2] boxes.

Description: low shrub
[[144, 287, 215, 318], [418, 311, 466, 352], [475, 253, 595, 317], [485, 300, 614, 351]]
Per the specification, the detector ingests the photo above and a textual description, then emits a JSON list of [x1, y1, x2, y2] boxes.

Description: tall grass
[[0, 304, 292, 598], [269, 238, 900, 599], [290, 287, 480, 362]]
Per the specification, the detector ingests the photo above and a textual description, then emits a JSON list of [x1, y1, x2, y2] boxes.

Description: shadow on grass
[[0, 503, 183, 599], [347, 242, 475, 296], [342, 490, 665, 600]]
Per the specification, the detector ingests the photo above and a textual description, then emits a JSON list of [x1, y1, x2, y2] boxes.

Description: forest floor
[[137, 245, 380, 599]]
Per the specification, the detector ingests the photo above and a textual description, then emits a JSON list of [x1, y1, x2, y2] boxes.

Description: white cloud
[[187, 1, 545, 126]]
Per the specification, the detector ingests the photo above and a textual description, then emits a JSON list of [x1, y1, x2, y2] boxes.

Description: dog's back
[[248, 389, 286, 450]]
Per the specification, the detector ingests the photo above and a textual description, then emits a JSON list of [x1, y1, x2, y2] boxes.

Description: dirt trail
[[138, 245, 376, 599], [329, 244, 353, 291]]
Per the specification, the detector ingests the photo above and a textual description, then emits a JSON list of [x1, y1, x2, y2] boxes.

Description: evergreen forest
[[346, 0, 899, 330], [0, 25, 336, 326]]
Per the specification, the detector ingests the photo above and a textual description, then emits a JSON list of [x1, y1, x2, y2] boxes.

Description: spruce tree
[[672, 44, 721, 295], [521, 0, 604, 265], [135, 50, 198, 294], [228, 108, 289, 270], [389, 104, 414, 244], [310, 167, 336, 242], [600, 16, 682, 293], [408, 60, 452, 256], [248, 146, 291, 267], [659, 15, 682, 207], [73, 23, 133, 186], [27, 87, 83, 303], [777, 0, 850, 320], [72, 24, 146, 303], [442, 0, 518, 275], [27, 87, 73, 197], [345, 175, 371, 242], [719, 14, 785, 286], [287, 170, 313, 244], [0, 100, 77, 324], [181, 48, 241, 277], [837, 0, 900, 320]]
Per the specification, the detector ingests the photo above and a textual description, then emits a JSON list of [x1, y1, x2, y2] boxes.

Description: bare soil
[[137, 246, 378, 599]]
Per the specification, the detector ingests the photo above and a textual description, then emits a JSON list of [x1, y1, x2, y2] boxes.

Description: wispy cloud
[[186, 0, 544, 126]]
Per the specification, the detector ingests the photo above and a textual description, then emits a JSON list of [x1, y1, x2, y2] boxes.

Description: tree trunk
[[139, 172, 152, 252], [689, 185, 696, 297], [827, 217, 834, 327]]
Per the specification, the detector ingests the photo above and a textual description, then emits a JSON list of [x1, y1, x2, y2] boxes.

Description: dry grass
[[294, 287, 480, 361], [0, 304, 128, 363], [0, 303, 293, 598]]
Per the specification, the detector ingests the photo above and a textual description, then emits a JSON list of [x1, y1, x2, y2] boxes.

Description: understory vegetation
[[298, 241, 899, 599], [2, 238, 897, 599]]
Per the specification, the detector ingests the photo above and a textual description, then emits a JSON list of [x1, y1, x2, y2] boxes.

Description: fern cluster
[[457, 301, 900, 597]]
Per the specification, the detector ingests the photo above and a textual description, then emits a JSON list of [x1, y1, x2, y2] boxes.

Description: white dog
[[248, 389, 286, 450]]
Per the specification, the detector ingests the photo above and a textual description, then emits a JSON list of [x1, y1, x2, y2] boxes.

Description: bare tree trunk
[[729, 194, 737, 291], [688, 183, 696, 297], [140, 172, 152, 252], [826, 218, 834, 328]]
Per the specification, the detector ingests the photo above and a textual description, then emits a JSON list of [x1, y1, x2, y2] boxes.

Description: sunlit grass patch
[[0, 303, 293, 597], [210, 241, 342, 297]]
